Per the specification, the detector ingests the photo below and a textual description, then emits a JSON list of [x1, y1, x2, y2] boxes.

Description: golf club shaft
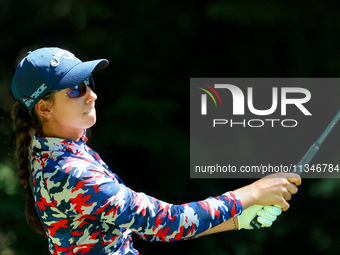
[[250, 109, 340, 230]]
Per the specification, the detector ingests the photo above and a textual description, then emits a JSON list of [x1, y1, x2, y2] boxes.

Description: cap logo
[[22, 83, 47, 107], [51, 49, 74, 67]]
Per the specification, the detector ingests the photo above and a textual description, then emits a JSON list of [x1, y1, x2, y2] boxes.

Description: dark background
[[1, 1, 340, 254]]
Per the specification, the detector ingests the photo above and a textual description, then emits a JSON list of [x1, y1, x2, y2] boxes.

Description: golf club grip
[[293, 143, 320, 175], [250, 217, 262, 230]]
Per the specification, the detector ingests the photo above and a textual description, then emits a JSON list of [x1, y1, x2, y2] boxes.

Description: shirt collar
[[32, 134, 88, 155]]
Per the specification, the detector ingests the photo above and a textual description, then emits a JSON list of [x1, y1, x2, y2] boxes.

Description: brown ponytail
[[11, 101, 46, 235]]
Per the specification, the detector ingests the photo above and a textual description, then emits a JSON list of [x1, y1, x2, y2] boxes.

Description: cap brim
[[53, 59, 109, 90]]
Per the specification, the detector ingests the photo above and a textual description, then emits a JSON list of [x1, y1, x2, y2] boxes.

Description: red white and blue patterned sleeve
[[47, 157, 243, 242]]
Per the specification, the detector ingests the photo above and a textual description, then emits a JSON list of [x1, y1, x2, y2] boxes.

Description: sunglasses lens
[[66, 83, 86, 98], [66, 76, 95, 98]]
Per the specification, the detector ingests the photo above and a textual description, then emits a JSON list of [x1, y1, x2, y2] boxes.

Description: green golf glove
[[237, 205, 282, 230]]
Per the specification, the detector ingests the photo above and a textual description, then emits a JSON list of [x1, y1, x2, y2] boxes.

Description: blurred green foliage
[[1, 1, 340, 254]]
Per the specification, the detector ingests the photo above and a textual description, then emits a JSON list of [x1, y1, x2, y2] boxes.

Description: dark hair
[[11, 98, 53, 235]]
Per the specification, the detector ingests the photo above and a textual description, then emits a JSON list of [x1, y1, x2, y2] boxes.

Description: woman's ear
[[35, 100, 52, 119]]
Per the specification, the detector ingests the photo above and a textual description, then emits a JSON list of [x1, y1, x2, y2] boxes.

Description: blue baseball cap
[[12, 47, 109, 111]]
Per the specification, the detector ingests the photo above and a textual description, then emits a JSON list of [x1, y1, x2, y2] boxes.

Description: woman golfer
[[11, 47, 301, 255]]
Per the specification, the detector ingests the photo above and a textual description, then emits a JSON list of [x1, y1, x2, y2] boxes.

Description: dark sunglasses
[[66, 75, 95, 98], [43, 75, 95, 99]]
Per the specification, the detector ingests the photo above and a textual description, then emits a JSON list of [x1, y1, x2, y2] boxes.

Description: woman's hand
[[233, 173, 301, 211]]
